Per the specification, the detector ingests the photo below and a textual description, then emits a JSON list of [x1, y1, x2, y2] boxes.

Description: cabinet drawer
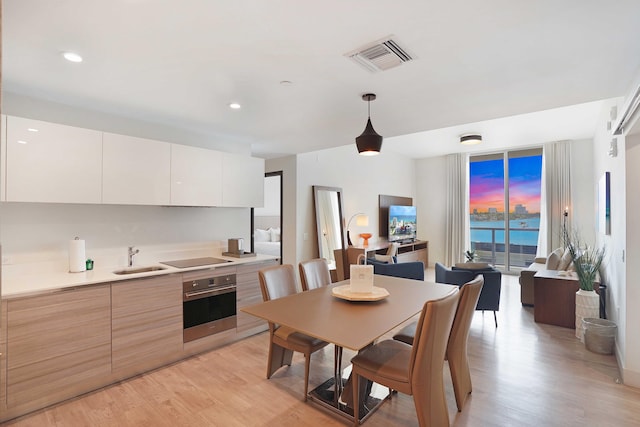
[[112, 275, 183, 376], [6, 285, 111, 408]]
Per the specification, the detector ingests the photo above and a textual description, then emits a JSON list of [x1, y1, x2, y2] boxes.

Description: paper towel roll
[[69, 238, 86, 273]]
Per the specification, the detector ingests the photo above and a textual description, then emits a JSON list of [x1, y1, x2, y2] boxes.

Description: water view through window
[[469, 149, 542, 271]]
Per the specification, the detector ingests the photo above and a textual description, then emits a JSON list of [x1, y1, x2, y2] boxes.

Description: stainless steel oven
[[183, 273, 237, 342]]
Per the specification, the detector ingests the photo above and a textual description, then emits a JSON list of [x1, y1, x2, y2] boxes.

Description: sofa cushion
[[545, 247, 563, 269], [454, 262, 491, 270], [557, 247, 573, 270]]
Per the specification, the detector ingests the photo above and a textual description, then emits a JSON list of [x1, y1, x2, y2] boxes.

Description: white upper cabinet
[[5, 116, 103, 203], [221, 152, 264, 207], [103, 133, 171, 205], [170, 144, 222, 206]]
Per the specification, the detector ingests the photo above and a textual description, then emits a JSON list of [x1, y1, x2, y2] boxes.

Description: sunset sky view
[[469, 155, 542, 214]]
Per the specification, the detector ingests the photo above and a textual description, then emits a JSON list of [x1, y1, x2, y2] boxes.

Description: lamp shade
[[356, 93, 383, 155], [355, 214, 369, 227], [356, 119, 383, 155]]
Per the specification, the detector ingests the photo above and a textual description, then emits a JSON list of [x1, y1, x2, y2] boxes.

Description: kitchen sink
[[113, 265, 168, 275]]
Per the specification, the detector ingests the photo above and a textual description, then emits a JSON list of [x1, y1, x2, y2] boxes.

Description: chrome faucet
[[128, 246, 139, 267]]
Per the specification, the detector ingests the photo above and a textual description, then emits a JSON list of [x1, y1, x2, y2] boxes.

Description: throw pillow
[[254, 228, 271, 242], [557, 247, 573, 270], [545, 248, 563, 270], [270, 227, 281, 242]]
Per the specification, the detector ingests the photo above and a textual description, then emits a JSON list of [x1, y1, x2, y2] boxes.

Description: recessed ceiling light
[[280, 80, 293, 86], [62, 52, 83, 63], [460, 134, 482, 145], [17, 140, 28, 145], [229, 103, 241, 109], [27, 128, 39, 132]]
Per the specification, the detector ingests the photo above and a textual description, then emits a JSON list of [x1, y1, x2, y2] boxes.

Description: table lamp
[[347, 213, 369, 246]]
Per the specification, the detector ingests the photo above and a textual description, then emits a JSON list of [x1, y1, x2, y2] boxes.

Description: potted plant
[[565, 229, 605, 340], [464, 249, 477, 262]]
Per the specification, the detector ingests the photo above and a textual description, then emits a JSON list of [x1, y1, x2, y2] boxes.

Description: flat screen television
[[388, 205, 417, 242]]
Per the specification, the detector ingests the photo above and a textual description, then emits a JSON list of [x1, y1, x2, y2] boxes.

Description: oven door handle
[[184, 285, 236, 299]]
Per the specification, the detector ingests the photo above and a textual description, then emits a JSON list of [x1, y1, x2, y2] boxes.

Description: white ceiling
[[3, 1, 640, 159]]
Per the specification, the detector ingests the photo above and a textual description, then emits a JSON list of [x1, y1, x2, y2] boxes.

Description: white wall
[[1, 202, 250, 257], [624, 131, 640, 386], [295, 144, 415, 266], [591, 96, 639, 387], [254, 175, 280, 216], [265, 155, 296, 266], [570, 139, 596, 243], [415, 156, 448, 266]]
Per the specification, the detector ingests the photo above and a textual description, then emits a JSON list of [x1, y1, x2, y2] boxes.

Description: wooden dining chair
[[298, 258, 332, 291], [393, 275, 484, 411], [258, 264, 329, 400], [351, 289, 460, 427]]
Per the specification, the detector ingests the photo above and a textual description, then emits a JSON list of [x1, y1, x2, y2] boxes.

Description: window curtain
[[537, 141, 572, 256], [445, 153, 469, 266]]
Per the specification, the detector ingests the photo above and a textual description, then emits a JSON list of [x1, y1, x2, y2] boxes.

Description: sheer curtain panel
[[538, 141, 572, 256], [445, 153, 468, 266]]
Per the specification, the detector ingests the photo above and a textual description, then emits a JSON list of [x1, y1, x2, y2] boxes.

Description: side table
[[533, 270, 600, 328]]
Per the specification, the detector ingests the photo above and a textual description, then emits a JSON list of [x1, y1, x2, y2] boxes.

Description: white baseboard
[[616, 342, 640, 389]]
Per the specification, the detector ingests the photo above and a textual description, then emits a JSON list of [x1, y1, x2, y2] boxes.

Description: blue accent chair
[[435, 262, 501, 327]]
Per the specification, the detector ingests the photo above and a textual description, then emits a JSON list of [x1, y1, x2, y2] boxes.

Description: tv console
[[346, 240, 428, 271]]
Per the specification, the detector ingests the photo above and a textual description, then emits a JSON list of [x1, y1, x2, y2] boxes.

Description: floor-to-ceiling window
[[469, 148, 542, 272]]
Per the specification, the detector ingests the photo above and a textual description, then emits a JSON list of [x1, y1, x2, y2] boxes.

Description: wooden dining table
[[241, 274, 458, 422]]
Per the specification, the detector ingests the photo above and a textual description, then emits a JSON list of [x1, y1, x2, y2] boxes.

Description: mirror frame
[[312, 185, 346, 280]]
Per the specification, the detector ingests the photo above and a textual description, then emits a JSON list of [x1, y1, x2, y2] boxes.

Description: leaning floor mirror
[[313, 186, 346, 281]]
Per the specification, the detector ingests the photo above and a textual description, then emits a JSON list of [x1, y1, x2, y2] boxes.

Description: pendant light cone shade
[[356, 93, 383, 155]]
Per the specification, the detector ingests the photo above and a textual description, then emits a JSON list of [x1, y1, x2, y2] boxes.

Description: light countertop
[[2, 253, 278, 299]]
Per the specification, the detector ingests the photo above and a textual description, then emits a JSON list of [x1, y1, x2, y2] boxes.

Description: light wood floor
[[4, 272, 640, 427]]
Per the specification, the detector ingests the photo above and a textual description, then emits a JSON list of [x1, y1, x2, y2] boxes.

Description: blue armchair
[[435, 262, 501, 327], [362, 257, 425, 281]]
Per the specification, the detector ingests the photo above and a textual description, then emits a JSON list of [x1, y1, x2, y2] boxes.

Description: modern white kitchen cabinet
[[4, 116, 103, 203], [102, 132, 171, 205], [111, 275, 183, 378], [5, 285, 111, 412], [170, 144, 223, 206], [221, 152, 265, 207]]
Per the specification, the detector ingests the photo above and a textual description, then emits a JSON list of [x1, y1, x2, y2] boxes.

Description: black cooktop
[[160, 257, 231, 268]]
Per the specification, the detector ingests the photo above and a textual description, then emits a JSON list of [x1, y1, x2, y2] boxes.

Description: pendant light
[[356, 93, 383, 155]]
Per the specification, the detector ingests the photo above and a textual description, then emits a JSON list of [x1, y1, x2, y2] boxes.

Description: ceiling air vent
[[346, 36, 414, 73]]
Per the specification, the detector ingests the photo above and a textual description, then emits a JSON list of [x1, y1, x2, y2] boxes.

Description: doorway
[[252, 171, 283, 261]]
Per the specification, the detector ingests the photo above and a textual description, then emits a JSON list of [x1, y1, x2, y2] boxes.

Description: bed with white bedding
[[254, 216, 281, 257]]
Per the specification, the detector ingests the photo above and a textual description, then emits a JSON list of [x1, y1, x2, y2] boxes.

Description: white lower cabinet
[[236, 260, 277, 334], [102, 132, 171, 205], [5, 116, 103, 203], [6, 285, 111, 411], [111, 275, 183, 378]]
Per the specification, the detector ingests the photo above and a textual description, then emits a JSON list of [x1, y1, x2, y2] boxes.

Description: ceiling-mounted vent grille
[[346, 36, 414, 73]]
